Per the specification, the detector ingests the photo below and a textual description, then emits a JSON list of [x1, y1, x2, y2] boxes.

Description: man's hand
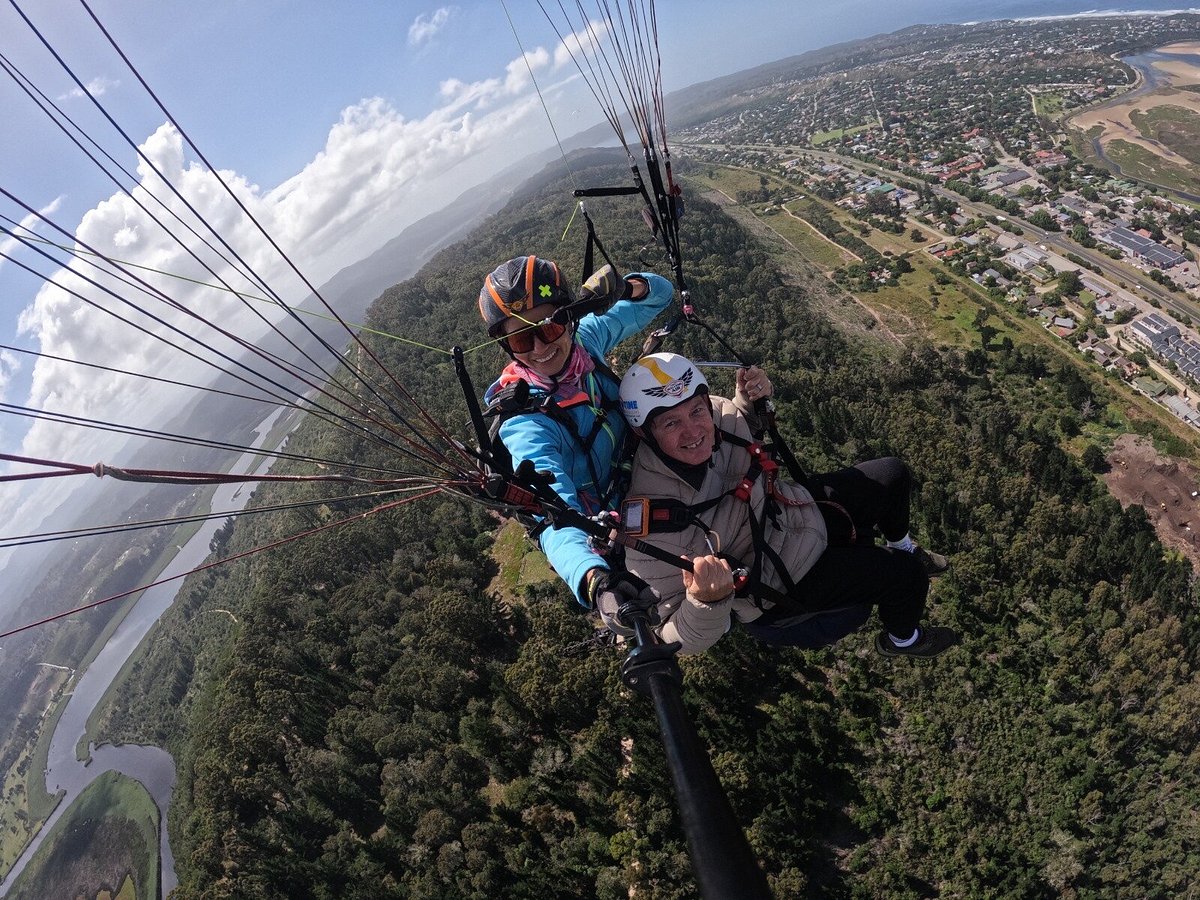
[[681, 555, 735, 603], [735, 365, 773, 403]]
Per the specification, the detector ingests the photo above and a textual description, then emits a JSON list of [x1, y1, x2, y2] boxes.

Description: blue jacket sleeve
[[576, 272, 673, 359], [495, 272, 673, 606], [497, 413, 607, 604]]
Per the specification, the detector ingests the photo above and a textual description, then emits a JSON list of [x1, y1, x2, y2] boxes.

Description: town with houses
[[674, 12, 1200, 434]]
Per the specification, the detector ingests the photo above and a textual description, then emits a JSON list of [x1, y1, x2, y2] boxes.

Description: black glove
[[574, 263, 636, 315], [587, 569, 660, 628]]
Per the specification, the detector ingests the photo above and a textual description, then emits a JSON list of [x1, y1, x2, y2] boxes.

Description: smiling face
[[499, 302, 574, 379], [647, 393, 715, 466]]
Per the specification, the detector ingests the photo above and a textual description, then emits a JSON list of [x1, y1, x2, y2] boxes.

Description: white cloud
[[0, 35, 597, 547], [437, 48, 549, 112], [553, 20, 611, 69], [112, 225, 138, 248], [0, 196, 65, 275], [408, 7, 454, 46], [57, 76, 119, 102], [0, 350, 19, 403]]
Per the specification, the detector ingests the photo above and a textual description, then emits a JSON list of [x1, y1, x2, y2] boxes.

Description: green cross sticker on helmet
[[477, 255, 572, 336], [620, 352, 710, 428]]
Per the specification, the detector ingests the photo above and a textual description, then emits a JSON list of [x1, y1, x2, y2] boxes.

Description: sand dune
[[1152, 58, 1200, 86], [1158, 40, 1200, 56]]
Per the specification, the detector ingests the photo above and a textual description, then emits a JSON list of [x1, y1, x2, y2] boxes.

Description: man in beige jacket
[[612, 352, 957, 658]]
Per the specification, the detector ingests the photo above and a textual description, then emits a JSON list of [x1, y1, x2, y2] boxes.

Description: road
[[682, 141, 1200, 324]]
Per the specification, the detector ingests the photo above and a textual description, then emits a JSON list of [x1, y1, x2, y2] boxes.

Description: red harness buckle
[[734, 443, 778, 503], [734, 477, 754, 502]]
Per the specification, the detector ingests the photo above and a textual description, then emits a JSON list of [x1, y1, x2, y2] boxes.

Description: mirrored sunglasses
[[502, 320, 567, 354]]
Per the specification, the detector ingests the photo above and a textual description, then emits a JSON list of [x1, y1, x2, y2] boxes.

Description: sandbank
[[1157, 40, 1200, 56], [1151, 58, 1200, 87]]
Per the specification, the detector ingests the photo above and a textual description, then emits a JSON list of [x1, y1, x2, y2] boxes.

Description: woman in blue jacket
[[478, 255, 672, 607]]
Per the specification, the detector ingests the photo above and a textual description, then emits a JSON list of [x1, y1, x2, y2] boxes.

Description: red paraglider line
[[0, 489, 442, 641]]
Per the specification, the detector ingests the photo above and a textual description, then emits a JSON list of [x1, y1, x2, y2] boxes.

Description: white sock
[[886, 533, 915, 552], [889, 628, 920, 647]]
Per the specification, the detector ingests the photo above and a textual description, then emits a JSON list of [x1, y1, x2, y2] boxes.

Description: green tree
[[1058, 270, 1083, 296], [1028, 209, 1061, 231]]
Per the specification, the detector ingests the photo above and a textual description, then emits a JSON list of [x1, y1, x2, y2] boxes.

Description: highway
[[685, 140, 1200, 324]]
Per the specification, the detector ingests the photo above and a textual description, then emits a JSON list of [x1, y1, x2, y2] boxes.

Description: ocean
[[676, 2, 1200, 94]]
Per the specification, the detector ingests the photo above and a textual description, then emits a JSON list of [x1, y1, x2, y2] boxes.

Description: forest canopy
[[95, 157, 1200, 898]]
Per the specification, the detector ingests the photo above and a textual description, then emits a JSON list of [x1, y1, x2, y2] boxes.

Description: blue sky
[[0, 0, 1197, 575]]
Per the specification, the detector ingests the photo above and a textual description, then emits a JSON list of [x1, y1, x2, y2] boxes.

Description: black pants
[[755, 457, 928, 639]]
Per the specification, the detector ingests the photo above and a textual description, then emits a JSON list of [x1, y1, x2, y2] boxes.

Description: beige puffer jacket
[[620, 395, 827, 654]]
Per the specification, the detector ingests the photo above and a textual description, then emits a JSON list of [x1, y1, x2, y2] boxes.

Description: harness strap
[[622, 427, 816, 611], [482, 355, 628, 520], [579, 205, 620, 282]]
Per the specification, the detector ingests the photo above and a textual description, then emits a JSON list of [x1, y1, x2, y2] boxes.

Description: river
[[0, 406, 288, 898], [1087, 48, 1200, 203]]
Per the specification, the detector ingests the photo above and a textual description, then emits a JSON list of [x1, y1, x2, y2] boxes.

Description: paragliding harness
[[618, 427, 803, 610], [478, 353, 630, 541], [618, 424, 866, 635]]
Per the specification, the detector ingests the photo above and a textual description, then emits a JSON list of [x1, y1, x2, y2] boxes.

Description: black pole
[[620, 610, 773, 899], [452, 346, 492, 461]]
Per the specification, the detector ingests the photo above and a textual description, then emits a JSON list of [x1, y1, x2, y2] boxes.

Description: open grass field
[[811, 123, 871, 146], [685, 164, 775, 199], [487, 519, 556, 603], [686, 166, 857, 271], [1033, 92, 1066, 120], [7, 770, 158, 900], [762, 204, 856, 270]]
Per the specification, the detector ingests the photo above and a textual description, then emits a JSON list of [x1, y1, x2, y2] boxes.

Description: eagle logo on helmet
[[642, 367, 694, 399]]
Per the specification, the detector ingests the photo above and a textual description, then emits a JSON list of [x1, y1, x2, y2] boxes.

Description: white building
[[1004, 247, 1047, 271]]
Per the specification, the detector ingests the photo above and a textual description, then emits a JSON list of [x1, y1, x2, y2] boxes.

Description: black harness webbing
[[625, 427, 802, 611], [486, 354, 626, 520], [579, 205, 620, 284]]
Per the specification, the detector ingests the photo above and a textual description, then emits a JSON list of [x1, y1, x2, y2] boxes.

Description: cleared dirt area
[[1105, 433, 1200, 567]]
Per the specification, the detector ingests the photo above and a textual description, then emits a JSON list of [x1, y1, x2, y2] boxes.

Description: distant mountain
[[304, 178, 518, 328]]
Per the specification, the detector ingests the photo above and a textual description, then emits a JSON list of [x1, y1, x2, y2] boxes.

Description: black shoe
[[875, 626, 959, 658], [913, 546, 949, 578]]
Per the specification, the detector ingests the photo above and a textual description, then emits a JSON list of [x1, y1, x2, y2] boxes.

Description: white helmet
[[620, 352, 709, 429]]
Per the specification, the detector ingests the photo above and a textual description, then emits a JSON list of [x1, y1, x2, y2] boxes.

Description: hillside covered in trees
[[95, 157, 1200, 897]]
